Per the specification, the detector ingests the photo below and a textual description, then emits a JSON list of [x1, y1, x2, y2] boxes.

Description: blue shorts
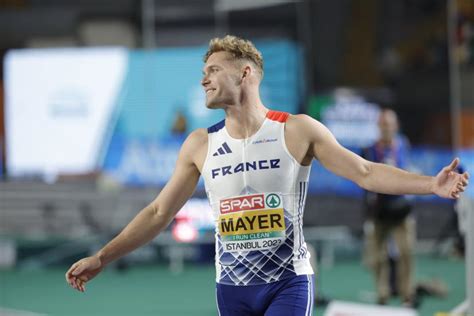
[[216, 275, 314, 316]]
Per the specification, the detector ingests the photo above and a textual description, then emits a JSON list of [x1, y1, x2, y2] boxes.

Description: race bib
[[218, 193, 286, 252]]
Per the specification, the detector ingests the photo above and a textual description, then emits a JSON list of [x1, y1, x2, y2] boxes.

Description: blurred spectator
[[171, 109, 188, 136], [456, 14, 474, 65], [363, 109, 415, 307]]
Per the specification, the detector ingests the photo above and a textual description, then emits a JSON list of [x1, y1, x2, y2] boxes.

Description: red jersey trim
[[266, 110, 289, 123]]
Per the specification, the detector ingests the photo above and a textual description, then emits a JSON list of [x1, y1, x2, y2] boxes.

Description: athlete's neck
[[224, 101, 268, 139]]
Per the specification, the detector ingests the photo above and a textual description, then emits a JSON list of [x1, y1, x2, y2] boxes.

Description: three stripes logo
[[213, 142, 232, 156]]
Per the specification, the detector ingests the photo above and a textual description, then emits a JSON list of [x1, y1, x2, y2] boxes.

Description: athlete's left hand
[[432, 158, 469, 199]]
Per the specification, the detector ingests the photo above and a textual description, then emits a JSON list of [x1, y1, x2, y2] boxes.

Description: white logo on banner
[[5, 47, 127, 179], [322, 91, 380, 147]]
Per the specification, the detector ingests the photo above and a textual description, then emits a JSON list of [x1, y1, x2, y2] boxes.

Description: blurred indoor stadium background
[[0, 0, 473, 315]]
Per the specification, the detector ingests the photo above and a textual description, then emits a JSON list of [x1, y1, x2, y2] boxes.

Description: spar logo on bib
[[220, 193, 281, 214], [266, 194, 280, 208], [218, 193, 286, 249]]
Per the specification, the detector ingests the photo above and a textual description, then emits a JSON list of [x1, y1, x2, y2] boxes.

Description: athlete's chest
[[203, 127, 295, 197], [207, 139, 288, 178]]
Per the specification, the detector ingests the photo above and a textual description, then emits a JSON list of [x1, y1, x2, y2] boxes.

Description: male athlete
[[66, 35, 469, 315]]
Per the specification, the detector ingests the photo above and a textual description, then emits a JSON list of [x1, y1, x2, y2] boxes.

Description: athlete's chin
[[206, 100, 224, 109]]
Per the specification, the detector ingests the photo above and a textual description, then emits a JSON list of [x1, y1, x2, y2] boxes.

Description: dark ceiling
[[0, 0, 302, 49]]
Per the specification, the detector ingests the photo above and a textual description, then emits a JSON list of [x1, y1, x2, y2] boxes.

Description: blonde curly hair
[[204, 35, 264, 78]]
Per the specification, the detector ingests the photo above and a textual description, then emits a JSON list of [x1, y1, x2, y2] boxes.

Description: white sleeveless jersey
[[202, 110, 314, 286]]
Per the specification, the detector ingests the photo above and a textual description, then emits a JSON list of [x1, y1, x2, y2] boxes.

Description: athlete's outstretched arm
[[65, 129, 206, 292], [294, 115, 469, 199]]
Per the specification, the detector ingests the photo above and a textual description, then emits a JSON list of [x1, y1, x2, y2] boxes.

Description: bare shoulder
[[281, 114, 314, 165], [179, 128, 208, 172], [289, 113, 325, 126], [184, 128, 208, 148], [284, 114, 337, 164], [286, 114, 326, 141]]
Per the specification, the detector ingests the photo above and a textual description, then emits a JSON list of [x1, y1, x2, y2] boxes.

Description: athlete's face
[[201, 52, 242, 109]]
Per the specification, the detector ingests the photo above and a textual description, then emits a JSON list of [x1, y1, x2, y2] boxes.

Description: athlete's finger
[[68, 279, 76, 288], [75, 278, 83, 292], [446, 158, 459, 172], [65, 272, 72, 284], [66, 262, 79, 278], [76, 279, 84, 292], [462, 172, 470, 183], [72, 262, 86, 276], [70, 278, 77, 290], [66, 264, 81, 285]]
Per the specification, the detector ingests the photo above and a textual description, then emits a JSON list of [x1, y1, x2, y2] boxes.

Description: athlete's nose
[[201, 75, 210, 87]]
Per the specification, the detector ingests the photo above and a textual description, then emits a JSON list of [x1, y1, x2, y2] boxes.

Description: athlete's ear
[[241, 66, 251, 81]]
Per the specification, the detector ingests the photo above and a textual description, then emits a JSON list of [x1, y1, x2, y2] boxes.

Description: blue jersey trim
[[208, 119, 226, 134]]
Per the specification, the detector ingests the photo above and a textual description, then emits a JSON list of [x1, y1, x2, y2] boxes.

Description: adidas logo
[[213, 142, 232, 156]]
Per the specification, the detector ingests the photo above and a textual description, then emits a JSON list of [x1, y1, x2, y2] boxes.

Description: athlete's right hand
[[65, 255, 103, 292]]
